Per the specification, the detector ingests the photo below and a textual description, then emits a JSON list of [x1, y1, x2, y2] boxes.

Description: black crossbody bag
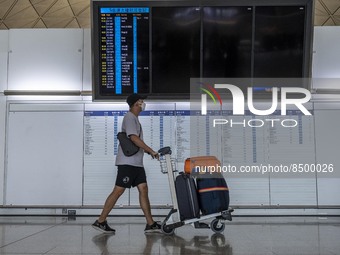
[[117, 126, 141, 156]]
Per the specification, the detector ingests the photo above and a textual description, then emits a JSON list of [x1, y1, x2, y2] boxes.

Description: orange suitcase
[[184, 156, 221, 174]]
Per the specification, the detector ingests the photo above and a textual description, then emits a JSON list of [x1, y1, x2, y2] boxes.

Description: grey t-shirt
[[115, 111, 144, 167]]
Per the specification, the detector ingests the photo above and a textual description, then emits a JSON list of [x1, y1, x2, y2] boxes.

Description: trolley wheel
[[211, 218, 225, 233], [161, 223, 175, 235]]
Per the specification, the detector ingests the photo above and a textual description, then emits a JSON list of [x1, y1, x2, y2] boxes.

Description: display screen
[[152, 7, 200, 94], [203, 7, 253, 78], [254, 6, 306, 78], [91, 1, 313, 100], [97, 7, 150, 97]]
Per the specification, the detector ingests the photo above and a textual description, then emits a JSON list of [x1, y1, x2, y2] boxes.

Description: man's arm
[[130, 135, 159, 159]]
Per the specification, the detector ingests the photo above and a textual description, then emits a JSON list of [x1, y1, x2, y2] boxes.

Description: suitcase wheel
[[211, 218, 225, 233]]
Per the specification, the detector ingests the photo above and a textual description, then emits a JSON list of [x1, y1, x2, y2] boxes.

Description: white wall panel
[[6, 104, 84, 206], [8, 29, 83, 91], [312, 27, 340, 88], [0, 96, 6, 205], [316, 178, 340, 206], [0, 30, 8, 92], [83, 29, 92, 91], [314, 104, 340, 206], [0, 31, 8, 205], [270, 178, 317, 206], [228, 178, 270, 206]]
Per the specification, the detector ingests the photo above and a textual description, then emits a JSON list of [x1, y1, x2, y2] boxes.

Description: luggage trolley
[[158, 147, 233, 235]]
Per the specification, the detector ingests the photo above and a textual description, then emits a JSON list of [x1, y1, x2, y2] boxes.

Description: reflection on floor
[[0, 216, 339, 254]]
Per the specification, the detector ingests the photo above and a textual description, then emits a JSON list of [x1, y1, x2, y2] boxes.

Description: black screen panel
[[203, 7, 253, 78], [152, 7, 200, 94], [254, 6, 306, 78]]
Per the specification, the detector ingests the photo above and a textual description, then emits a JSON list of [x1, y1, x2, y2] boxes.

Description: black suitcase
[[175, 173, 200, 221], [196, 176, 230, 215]]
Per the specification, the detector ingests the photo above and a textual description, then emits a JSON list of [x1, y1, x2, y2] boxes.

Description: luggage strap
[[198, 187, 229, 193]]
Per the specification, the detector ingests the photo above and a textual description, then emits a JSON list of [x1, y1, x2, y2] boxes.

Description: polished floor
[[0, 216, 339, 255]]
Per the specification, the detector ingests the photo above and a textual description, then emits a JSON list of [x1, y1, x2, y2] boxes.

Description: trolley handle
[[158, 146, 172, 156]]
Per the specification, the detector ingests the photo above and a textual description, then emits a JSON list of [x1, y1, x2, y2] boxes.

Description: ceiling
[[0, 0, 339, 29], [0, 0, 90, 29]]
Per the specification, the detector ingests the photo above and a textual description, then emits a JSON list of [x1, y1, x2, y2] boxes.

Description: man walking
[[92, 94, 161, 233]]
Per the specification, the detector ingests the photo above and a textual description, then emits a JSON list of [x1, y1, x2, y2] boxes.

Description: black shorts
[[115, 165, 147, 188]]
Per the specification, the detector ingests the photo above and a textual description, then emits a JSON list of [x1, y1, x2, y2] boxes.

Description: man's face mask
[[138, 101, 146, 111], [141, 102, 146, 111]]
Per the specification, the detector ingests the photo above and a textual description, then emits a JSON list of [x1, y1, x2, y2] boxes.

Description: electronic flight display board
[[96, 7, 149, 97], [91, 0, 314, 101]]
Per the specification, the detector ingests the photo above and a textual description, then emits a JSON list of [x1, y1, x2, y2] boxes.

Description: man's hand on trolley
[[150, 151, 159, 160]]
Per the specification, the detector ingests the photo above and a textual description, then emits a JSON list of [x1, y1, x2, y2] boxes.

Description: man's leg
[[98, 185, 125, 223], [137, 183, 154, 225]]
